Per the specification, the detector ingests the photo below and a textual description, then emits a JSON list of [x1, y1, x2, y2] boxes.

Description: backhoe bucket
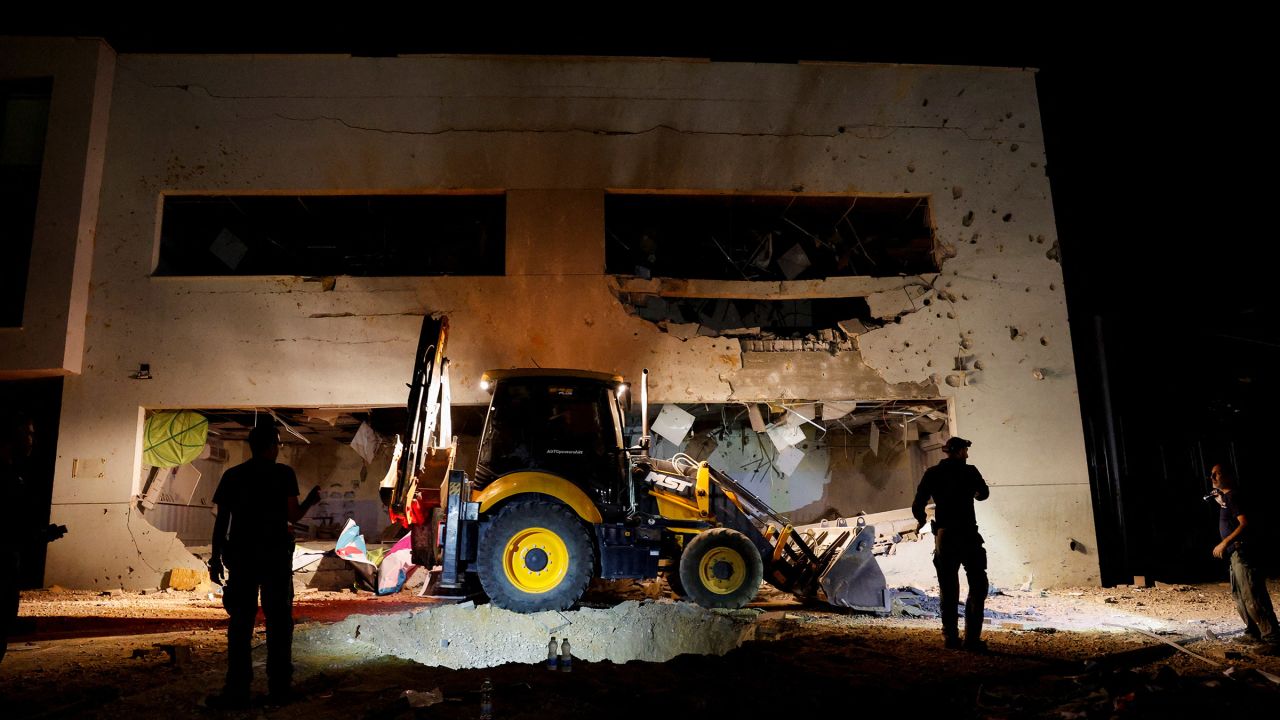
[[813, 524, 891, 613]]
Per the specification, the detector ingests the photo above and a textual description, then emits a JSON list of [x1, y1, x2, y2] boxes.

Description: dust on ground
[[3, 580, 1279, 718]]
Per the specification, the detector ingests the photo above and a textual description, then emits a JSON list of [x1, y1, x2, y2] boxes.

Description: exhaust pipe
[[640, 368, 650, 457]]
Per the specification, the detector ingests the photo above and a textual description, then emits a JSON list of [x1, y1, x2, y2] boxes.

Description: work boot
[[265, 682, 297, 707], [205, 689, 252, 711], [943, 634, 962, 649], [262, 691, 296, 707], [963, 638, 988, 653], [1233, 632, 1264, 646]]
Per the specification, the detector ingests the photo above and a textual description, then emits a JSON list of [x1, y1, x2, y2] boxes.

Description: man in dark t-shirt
[[913, 436, 991, 651], [207, 424, 319, 708], [1210, 464, 1279, 651]]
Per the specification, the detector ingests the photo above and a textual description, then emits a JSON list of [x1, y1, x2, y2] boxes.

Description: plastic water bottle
[[546, 636, 559, 671], [479, 677, 493, 719], [559, 638, 572, 673]]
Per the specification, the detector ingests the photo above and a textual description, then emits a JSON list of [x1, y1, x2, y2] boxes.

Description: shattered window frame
[[154, 193, 506, 278], [632, 399, 952, 524], [605, 193, 938, 282]]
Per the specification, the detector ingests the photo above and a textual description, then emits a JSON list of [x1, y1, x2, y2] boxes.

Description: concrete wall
[[0, 37, 114, 377], [9, 47, 1095, 589]]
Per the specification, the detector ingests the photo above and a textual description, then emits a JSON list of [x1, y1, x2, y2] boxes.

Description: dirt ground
[[3, 580, 1280, 718]]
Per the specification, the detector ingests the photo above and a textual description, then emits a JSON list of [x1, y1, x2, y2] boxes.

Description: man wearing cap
[[912, 436, 991, 651]]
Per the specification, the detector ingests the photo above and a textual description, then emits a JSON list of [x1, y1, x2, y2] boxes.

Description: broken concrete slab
[[164, 567, 205, 591], [294, 600, 758, 669]]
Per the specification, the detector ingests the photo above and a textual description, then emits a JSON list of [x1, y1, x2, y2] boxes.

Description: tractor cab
[[475, 369, 632, 519]]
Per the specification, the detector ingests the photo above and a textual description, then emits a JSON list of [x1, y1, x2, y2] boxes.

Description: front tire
[[678, 528, 763, 609], [476, 498, 595, 612]]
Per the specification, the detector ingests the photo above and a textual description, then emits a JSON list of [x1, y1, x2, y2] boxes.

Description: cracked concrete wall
[[37, 52, 1095, 589]]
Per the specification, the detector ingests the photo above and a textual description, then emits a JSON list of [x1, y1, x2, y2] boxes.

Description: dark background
[[2, 21, 1273, 585]]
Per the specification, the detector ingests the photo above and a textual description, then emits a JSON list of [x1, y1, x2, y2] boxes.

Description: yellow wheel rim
[[502, 527, 569, 594], [698, 547, 746, 595]]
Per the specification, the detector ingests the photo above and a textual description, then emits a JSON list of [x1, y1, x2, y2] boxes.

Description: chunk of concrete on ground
[[294, 600, 759, 669], [164, 567, 206, 591]]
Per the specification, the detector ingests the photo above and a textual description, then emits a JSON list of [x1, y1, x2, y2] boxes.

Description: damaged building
[[1, 37, 1095, 594]]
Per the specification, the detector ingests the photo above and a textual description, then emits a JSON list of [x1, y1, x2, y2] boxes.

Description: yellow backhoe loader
[[381, 315, 888, 613]]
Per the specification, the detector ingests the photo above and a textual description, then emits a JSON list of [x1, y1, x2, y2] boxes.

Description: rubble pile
[[295, 599, 759, 669]]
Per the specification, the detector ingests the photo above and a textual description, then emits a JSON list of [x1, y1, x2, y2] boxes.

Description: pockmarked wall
[[25, 50, 1094, 590]]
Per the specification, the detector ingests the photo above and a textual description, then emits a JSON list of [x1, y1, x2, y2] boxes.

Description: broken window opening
[[605, 194, 938, 281], [1, 78, 52, 327], [134, 405, 489, 552], [620, 294, 880, 348], [633, 399, 951, 526], [155, 194, 505, 277]]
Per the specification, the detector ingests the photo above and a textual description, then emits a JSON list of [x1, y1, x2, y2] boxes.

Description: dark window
[[1, 78, 52, 327], [156, 194, 505, 276], [606, 194, 936, 280]]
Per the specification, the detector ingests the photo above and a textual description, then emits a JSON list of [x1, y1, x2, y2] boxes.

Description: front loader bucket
[[816, 525, 891, 613]]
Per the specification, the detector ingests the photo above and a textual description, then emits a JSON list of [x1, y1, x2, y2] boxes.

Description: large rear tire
[[678, 528, 763, 609], [476, 498, 595, 612]]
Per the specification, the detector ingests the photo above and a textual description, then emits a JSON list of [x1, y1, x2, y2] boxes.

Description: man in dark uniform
[[1, 411, 66, 664], [912, 436, 990, 651], [1209, 463, 1279, 652], [207, 423, 319, 708]]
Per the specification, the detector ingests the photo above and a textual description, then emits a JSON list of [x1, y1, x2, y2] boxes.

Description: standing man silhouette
[[912, 436, 990, 651], [207, 423, 318, 707], [1, 410, 66, 664]]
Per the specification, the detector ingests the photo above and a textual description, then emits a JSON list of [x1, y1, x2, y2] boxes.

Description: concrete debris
[[294, 600, 757, 669], [837, 318, 870, 336], [130, 643, 192, 666], [820, 400, 856, 421], [164, 567, 205, 592], [403, 688, 444, 708], [891, 588, 936, 618], [739, 336, 856, 352], [664, 322, 700, 341]]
